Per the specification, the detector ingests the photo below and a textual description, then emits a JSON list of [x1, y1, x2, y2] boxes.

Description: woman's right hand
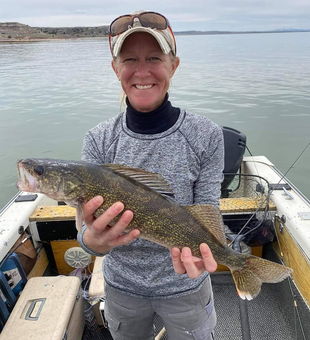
[[82, 196, 140, 254]]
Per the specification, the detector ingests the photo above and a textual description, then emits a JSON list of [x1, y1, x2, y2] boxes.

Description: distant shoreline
[[0, 22, 309, 43], [175, 30, 310, 35], [1, 30, 310, 43]]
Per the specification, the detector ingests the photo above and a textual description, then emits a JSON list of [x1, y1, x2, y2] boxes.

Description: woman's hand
[[170, 243, 217, 278], [82, 196, 140, 254]]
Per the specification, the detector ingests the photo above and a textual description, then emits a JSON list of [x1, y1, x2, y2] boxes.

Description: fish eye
[[34, 165, 45, 176]]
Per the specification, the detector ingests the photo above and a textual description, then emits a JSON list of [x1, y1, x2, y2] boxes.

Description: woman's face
[[112, 32, 179, 112]]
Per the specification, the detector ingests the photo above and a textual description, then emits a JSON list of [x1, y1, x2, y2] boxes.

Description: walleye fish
[[16, 158, 292, 300]]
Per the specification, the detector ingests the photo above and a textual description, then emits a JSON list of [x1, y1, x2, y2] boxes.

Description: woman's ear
[[111, 59, 120, 80], [170, 56, 180, 78]]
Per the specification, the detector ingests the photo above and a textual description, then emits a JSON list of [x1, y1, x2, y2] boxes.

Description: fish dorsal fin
[[185, 204, 227, 247], [104, 164, 175, 197]]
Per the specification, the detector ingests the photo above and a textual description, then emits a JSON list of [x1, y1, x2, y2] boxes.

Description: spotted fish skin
[[16, 158, 292, 300]]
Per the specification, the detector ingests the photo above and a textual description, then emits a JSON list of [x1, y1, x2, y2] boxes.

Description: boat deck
[[212, 246, 310, 340], [212, 273, 295, 340], [81, 246, 310, 340]]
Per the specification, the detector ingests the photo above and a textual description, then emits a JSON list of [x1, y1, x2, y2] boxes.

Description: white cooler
[[0, 276, 85, 340]]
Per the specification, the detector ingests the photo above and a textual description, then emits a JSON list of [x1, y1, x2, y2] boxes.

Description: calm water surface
[[0, 33, 309, 209]]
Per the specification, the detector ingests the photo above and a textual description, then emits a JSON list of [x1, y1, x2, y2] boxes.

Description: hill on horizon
[[0, 22, 309, 41]]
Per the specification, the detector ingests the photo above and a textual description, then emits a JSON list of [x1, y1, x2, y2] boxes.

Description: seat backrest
[[0, 253, 27, 298], [221, 126, 246, 194], [0, 291, 10, 331]]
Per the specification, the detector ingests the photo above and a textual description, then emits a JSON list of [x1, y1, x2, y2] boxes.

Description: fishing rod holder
[[273, 214, 286, 233]]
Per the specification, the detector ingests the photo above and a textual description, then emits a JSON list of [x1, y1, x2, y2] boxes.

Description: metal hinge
[[298, 212, 310, 220]]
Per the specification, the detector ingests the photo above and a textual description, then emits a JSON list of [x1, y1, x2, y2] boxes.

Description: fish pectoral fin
[[75, 203, 84, 233], [184, 204, 227, 247], [104, 164, 175, 197]]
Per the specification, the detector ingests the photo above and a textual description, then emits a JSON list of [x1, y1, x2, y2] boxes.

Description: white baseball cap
[[109, 10, 177, 58]]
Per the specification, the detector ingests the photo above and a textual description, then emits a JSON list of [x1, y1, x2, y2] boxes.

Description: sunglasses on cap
[[109, 11, 171, 37]]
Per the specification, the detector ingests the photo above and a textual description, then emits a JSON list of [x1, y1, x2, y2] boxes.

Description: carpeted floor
[[81, 246, 310, 340]]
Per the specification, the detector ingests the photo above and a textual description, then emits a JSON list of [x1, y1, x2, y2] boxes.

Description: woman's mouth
[[135, 84, 153, 90]]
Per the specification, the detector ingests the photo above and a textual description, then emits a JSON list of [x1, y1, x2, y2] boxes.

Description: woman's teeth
[[135, 84, 153, 90]]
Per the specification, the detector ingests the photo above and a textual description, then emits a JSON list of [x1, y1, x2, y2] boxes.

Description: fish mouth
[[16, 160, 37, 192]]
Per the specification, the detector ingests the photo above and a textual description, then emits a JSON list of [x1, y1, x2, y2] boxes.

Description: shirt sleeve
[[77, 226, 106, 257], [81, 130, 105, 163], [193, 124, 224, 207]]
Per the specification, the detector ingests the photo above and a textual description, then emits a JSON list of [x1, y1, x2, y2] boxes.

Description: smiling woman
[[112, 32, 179, 112], [77, 9, 224, 340]]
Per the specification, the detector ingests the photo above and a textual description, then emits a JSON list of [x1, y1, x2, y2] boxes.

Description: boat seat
[[0, 253, 28, 329], [221, 126, 247, 198]]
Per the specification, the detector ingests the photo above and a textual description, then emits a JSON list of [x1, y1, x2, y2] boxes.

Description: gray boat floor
[[211, 273, 299, 340], [82, 270, 309, 340]]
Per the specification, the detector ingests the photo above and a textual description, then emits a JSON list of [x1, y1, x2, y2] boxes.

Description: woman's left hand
[[170, 243, 217, 278]]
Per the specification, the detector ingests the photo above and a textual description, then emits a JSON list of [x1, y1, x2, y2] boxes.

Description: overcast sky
[[1, 0, 310, 31]]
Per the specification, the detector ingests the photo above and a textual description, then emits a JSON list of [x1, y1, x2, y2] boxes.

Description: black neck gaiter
[[126, 94, 180, 134]]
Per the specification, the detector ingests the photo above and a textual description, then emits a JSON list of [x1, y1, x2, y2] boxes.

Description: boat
[[0, 127, 309, 340]]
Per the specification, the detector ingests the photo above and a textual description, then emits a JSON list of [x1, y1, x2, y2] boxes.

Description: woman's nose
[[135, 61, 150, 77]]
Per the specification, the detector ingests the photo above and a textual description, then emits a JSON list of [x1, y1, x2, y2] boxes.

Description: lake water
[[0, 32, 310, 209]]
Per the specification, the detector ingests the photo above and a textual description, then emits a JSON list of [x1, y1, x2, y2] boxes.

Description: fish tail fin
[[231, 255, 292, 300]]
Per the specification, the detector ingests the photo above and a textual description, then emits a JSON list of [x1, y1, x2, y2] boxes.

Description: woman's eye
[[124, 58, 136, 62]]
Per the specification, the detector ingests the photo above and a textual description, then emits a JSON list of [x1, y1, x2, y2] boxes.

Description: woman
[[78, 10, 224, 340]]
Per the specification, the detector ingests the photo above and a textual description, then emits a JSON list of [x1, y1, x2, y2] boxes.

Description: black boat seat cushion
[[221, 126, 247, 194]]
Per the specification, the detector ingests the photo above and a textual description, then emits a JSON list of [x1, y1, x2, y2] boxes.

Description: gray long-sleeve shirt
[[78, 108, 224, 298]]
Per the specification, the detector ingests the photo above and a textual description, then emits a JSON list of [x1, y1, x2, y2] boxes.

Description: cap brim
[[112, 26, 172, 57]]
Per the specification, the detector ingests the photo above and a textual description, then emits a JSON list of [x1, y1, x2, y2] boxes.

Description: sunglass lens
[[110, 16, 133, 35], [139, 13, 167, 29]]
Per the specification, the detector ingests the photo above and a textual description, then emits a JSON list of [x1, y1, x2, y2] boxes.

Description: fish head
[[16, 158, 87, 202]]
